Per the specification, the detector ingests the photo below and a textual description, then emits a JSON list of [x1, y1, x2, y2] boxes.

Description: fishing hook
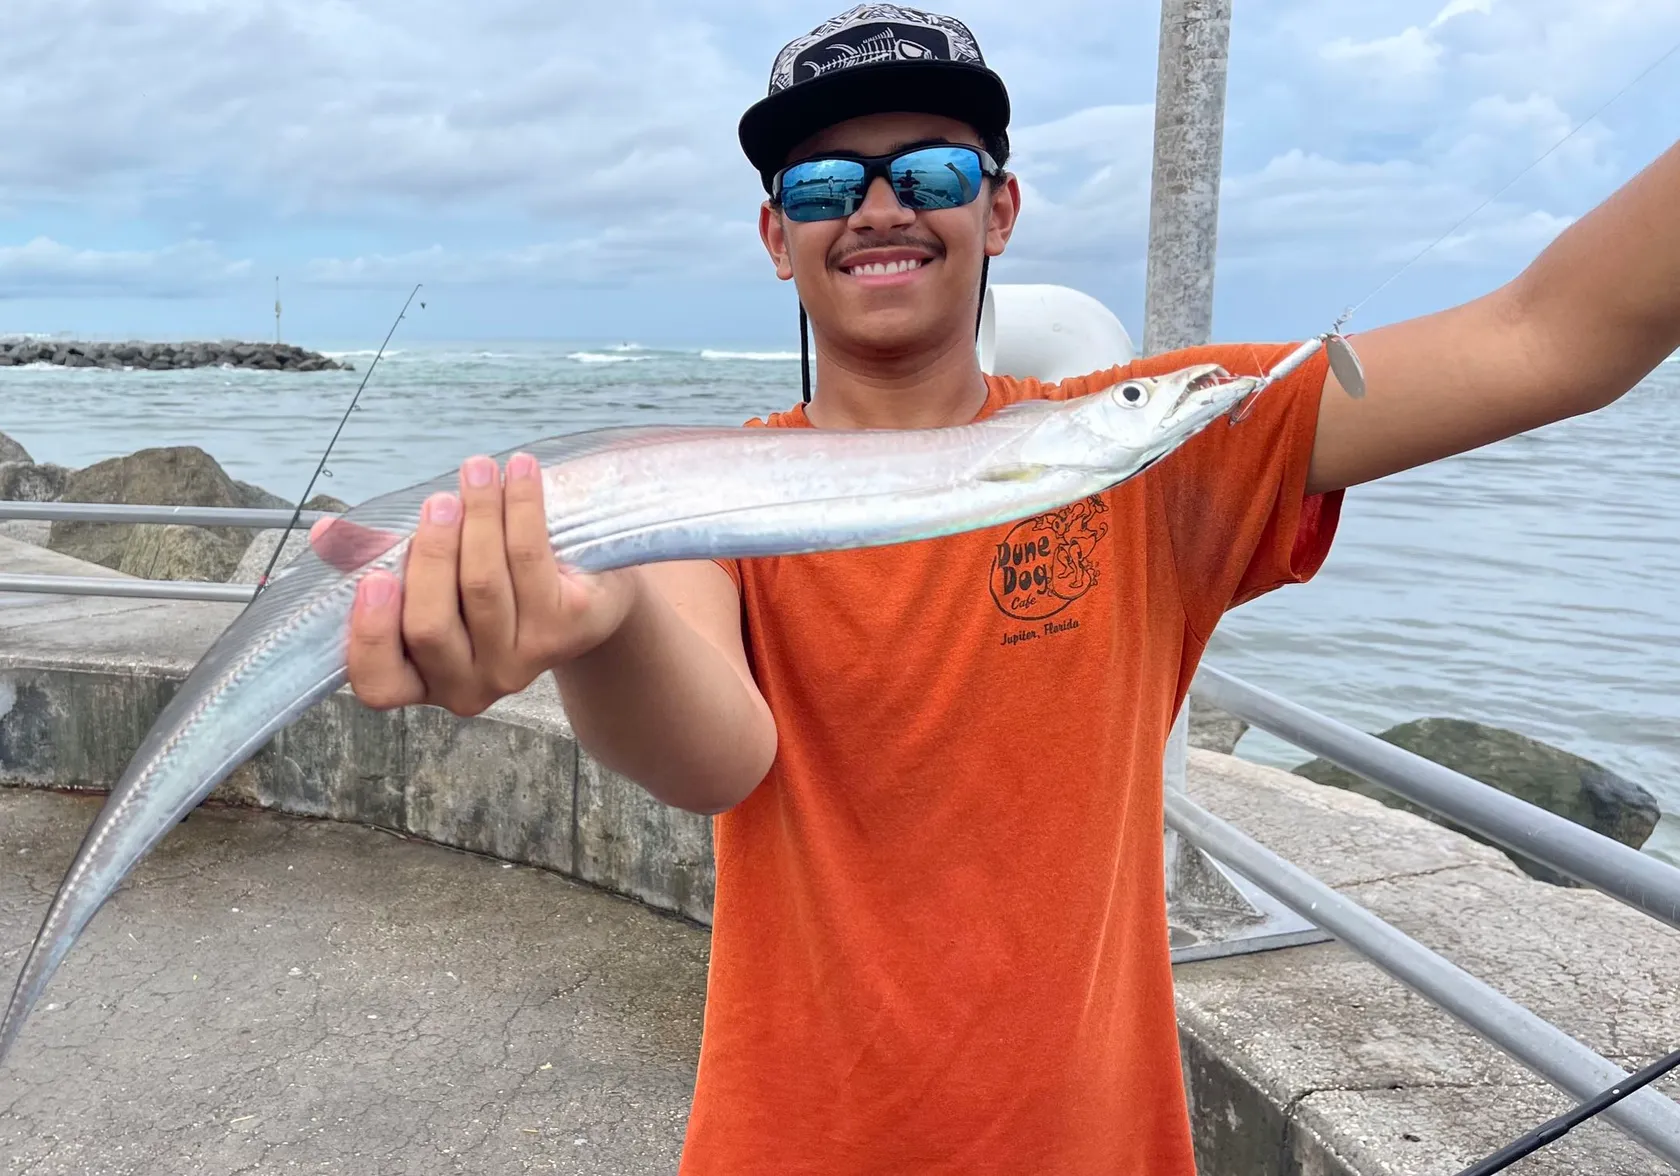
[[246, 282, 423, 603], [1227, 329, 1367, 425]]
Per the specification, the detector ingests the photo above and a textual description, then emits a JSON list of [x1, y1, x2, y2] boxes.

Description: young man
[[327, 6, 1680, 1172]]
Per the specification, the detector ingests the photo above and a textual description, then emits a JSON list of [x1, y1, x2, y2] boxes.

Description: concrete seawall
[[3, 534, 1679, 1173], [0, 535, 715, 926]]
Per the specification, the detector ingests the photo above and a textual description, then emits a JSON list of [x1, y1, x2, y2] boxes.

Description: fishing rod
[[248, 282, 423, 602]]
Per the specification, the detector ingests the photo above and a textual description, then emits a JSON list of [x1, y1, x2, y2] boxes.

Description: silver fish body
[[0, 363, 1262, 1061]]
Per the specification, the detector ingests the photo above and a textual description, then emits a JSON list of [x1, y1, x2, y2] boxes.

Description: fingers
[[502, 452, 563, 648], [401, 489, 478, 703], [456, 455, 518, 674], [345, 571, 427, 709], [343, 454, 584, 717]]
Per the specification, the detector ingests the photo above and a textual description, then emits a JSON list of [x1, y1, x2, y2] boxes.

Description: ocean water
[[2, 341, 1676, 859]]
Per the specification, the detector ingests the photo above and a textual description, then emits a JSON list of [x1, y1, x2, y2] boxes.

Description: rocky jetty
[[0, 429, 347, 581], [0, 338, 352, 372], [1294, 717, 1662, 886]]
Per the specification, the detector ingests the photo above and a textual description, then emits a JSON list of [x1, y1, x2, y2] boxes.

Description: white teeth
[[846, 258, 924, 276]]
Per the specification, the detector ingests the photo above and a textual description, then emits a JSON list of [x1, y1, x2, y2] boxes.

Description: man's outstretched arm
[[1307, 138, 1680, 497]]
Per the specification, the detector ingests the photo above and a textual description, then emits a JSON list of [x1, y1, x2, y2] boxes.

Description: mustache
[[829, 235, 946, 269]]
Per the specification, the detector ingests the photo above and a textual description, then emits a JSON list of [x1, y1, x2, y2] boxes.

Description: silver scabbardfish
[[0, 357, 1310, 1061]]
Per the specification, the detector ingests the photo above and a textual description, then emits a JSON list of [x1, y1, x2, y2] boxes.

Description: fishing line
[[1335, 31, 1680, 333], [247, 282, 423, 603]]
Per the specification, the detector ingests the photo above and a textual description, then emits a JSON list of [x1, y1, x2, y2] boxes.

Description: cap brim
[[739, 61, 1010, 191]]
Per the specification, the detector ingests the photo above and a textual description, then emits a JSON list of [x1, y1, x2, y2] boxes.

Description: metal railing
[[1180, 667, 1680, 1168], [0, 573, 255, 603], [0, 503, 321, 604], [0, 502, 331, 528], [5, 497, 1680, 1164], [1167, 791, 1680, 1163], [1192, 666, 1680, 933]]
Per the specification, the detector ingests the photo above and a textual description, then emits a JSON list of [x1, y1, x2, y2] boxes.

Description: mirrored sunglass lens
[[890, 147, 984, 210], [780, 159, 867, 221]]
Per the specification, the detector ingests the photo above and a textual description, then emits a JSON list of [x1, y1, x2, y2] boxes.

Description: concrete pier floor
[[0, 789, 708, 1175]]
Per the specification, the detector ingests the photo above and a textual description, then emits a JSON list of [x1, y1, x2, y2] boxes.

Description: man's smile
[[836, 248, 937, 285]]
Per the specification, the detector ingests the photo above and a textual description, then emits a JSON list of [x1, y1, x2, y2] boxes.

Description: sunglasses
[[772, 144, 1002, 223]]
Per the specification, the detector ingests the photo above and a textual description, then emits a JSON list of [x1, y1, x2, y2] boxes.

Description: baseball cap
[[739, 5, 1012, 193]]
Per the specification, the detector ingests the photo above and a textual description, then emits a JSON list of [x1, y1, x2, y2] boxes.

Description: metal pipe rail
[[1165, 790, 1680, 1167], [0, 502, 330, 528], [0, 573, 255, 603], [1191, 665, 1680, 935]]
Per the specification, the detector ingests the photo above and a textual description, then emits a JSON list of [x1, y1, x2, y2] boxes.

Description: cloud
[[0, 0, 1677, 336], [304, 212, 767, 288], [0, 0, 766, 222], [0, 237, 251, 298], [1430, 0, 1495, 28], [1320, 25, 1445, 80], [996, 103, 1155, 273]]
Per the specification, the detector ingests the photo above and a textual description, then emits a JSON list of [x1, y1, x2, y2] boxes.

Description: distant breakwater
[[0, 339, 353, 372]]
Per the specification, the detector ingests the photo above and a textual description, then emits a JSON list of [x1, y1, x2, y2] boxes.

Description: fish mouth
[[1163, 368, 1264, 432]]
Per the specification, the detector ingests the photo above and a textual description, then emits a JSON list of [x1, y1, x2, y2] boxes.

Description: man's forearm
[[551, 570, 777, 815], [1308, 138, 1680, 495], [1510, 137, 1680, 404]]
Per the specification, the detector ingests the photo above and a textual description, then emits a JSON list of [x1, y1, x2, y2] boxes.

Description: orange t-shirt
[[681, 343, 1342, 1175]]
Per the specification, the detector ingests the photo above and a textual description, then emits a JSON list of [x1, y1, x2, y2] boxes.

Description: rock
[[0, 432, 31, 464], [0, 519, 51, 546], [0, 339, 342, 372], [233, 479, 292, 511], [117, 523, 244, 583], [1293, 717, 1661, 887], [227, 491, 351, 583], [1187, 696, 1248, 755], [47, 446, 258, 571], [0, 461, 71, 503], [229, 527, 314, 584]]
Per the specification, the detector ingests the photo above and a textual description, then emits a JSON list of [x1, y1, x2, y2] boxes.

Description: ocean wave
[[568, 351, 648, 364], [700, 349, 800, 362], [321, 348, 405, 358]]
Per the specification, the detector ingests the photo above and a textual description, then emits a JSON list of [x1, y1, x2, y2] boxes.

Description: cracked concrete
[[0, 789, 706, 1175]]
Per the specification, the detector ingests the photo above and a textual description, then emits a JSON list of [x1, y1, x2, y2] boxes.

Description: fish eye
[[1115, 381, 1150, 407]]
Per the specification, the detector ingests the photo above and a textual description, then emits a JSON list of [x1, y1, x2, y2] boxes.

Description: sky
[[2, 0, 1678, 349]]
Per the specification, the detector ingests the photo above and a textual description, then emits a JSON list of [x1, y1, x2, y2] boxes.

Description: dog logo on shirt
[[988, 496, 1109, 620]]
